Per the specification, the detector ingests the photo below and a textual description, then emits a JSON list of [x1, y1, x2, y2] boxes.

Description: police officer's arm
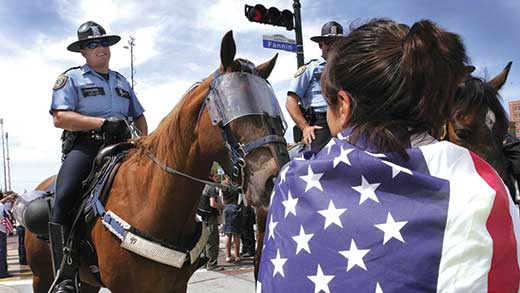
[[52, 110, 105, 132], [286, 93, 310, 132], [134, 114, 148, 135]]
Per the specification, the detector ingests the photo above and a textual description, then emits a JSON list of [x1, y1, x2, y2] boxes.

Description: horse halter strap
[[207, 66, 287, 189]]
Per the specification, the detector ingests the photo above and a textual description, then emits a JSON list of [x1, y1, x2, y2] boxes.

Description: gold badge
[[294, 65, 307, 78], [53, 74, 68, 90]]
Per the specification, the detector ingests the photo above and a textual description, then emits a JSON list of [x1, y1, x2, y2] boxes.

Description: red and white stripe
[[421, 141, 520, 293]]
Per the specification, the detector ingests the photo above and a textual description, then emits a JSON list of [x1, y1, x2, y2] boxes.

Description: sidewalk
[[0, 232, 256, 292]]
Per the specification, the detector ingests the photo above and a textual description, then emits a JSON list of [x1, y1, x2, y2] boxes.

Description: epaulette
[[53, 66, 80, 90], [305, 59, 318, 66], [112, 70, 124, 80], [62, 66, 81, 75]]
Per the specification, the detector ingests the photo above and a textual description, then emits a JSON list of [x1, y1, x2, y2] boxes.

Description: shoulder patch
[[294, 65, 307, 78], [53, 74, 68, 90]]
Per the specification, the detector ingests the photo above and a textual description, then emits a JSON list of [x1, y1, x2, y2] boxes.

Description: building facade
[[509, 100, 520, 138]]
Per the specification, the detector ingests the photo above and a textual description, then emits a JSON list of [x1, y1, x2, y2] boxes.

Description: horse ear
[[489, 61, 512, 90], [220, 30, 236, 71], [256, 53, 278, 80]]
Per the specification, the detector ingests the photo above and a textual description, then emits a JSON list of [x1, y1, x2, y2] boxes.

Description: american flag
[[258, 129, 520, 292], [1, 210, 14, 234]]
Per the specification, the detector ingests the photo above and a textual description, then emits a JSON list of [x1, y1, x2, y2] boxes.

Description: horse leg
[[254, 208, 268, 281], [26, 232, 54, 293]]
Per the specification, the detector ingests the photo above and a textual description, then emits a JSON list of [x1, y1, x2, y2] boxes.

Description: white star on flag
[[339, 239, 370, 271], [299, 165, 324, 192], [282, 191, 299, 218], [352, 176, 380, 205], [307, 264, 334, 293], [268, 215, 278, 240], [337, 132, 347, 141], [374, 212, 408, 244], [381, 160, 413, 178], [279, 165, 289, 185], [271, 249, 288, 277], [269, 189, 276, 207], [318, 200, 347, 229], [292, 225, 314, 254], [324, 138, 336, 154], [375, 282, 383, 293], [333, 146, 354, 168]]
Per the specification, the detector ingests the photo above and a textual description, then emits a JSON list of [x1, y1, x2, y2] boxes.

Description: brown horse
[[25, 30, 287, 293], [447, 62, 512, 190]]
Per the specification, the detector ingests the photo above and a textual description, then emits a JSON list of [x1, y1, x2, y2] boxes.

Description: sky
[[0, 0, 519, 192]]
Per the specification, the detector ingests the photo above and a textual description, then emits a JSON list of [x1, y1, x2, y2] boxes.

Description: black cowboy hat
[[67, 21, 121, 52], [310, 21, 344, 43]]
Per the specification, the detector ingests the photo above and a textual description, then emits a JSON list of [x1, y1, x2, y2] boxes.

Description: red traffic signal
[[245, 4, 294, 31], [246, 4, 266, 22]]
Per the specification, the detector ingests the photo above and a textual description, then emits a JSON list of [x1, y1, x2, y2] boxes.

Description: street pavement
[[0, 233, 256, 292]]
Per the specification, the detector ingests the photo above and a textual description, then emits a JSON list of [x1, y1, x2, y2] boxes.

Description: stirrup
[[49, 273, 79, 293]]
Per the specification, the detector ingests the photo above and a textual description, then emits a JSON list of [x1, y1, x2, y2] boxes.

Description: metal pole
[[129, 36, 135, 90], [293, 0, 305, 68], [5, 132, 10, 191], [0, 119, 7, 193]]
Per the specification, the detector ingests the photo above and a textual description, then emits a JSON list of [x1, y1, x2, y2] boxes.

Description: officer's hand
[[101, 117, 127, 136], [302, 125, 323, 145]]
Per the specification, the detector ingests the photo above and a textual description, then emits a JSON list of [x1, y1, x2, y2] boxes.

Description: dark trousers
[[0, 231, 8, 277], [16, 226, 26, 264], [240, 206, 255, 254], [310, 114, 332, 152], [51, 139, 104, 227], [202, 215, 220, 268]]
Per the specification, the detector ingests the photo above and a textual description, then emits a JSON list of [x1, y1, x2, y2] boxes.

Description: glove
[[100, 117, 128, 136]]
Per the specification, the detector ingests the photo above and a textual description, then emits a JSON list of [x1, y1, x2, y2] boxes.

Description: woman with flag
[[258, 18, 520, 292]]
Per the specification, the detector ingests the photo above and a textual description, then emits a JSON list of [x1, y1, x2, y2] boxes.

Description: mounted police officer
[[286, 21, 345, 151], [48, 21, 148, 293]]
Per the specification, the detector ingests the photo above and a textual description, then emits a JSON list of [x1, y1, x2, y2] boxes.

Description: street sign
[[262, 34, 297, 53]]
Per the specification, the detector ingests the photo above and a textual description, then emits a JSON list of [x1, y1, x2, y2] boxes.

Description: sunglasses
[[82, 40, 110, 49]]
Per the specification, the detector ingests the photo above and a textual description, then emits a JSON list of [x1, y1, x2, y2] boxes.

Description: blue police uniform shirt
[[50, 64, 145, 120], [287, 57, 327, 113]]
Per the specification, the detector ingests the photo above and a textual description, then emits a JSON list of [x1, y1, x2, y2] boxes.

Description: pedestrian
[[239, 201, 255, 258], [16, 225, 26, 265], [48, 20, 148, 293], [0, 192, 15, 278], [221, 176, 242, 263], [197, 172, 225, 270], [286, 21, 345, 151], [259, 18, 520, 292]]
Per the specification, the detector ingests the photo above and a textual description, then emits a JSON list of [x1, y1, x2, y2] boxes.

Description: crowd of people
[[197, 171, 256, 271], [0, 191, 26, 279]]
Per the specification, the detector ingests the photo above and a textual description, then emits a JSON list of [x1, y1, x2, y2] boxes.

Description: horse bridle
[[206, 61, 288, 191], [147, 61, 288, 193]]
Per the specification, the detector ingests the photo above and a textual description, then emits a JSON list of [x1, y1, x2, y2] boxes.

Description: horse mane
[[455, 77, 509, 137], [133, 75, 213, 163]]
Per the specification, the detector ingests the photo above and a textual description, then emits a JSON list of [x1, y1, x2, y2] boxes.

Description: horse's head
[[447, 62, 512, 179], [204, 31, 289, 210]]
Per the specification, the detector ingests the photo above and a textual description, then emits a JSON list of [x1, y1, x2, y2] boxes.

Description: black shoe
[[52, 278, 77, 293], [0, 274, 12, 279]]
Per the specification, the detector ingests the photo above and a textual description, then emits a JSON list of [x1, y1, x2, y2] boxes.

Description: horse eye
[[454, 129, 470, 141]]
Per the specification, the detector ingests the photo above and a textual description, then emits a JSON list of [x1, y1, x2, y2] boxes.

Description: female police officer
[[48, 21, 148, 292]]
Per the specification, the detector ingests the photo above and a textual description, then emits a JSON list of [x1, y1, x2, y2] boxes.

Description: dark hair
[[322, 19, 468, 157]]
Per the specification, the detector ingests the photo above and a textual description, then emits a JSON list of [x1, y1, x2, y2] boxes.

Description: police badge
[[294, 65, 307, 78], [53, 74, 68, 90]]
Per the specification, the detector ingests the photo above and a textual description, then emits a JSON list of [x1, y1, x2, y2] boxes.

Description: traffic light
[[245, 4, 294, 31]]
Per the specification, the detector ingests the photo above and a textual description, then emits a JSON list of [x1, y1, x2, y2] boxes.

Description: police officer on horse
[[286, 21, 345, 151], [48, 21, 148, 292]]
